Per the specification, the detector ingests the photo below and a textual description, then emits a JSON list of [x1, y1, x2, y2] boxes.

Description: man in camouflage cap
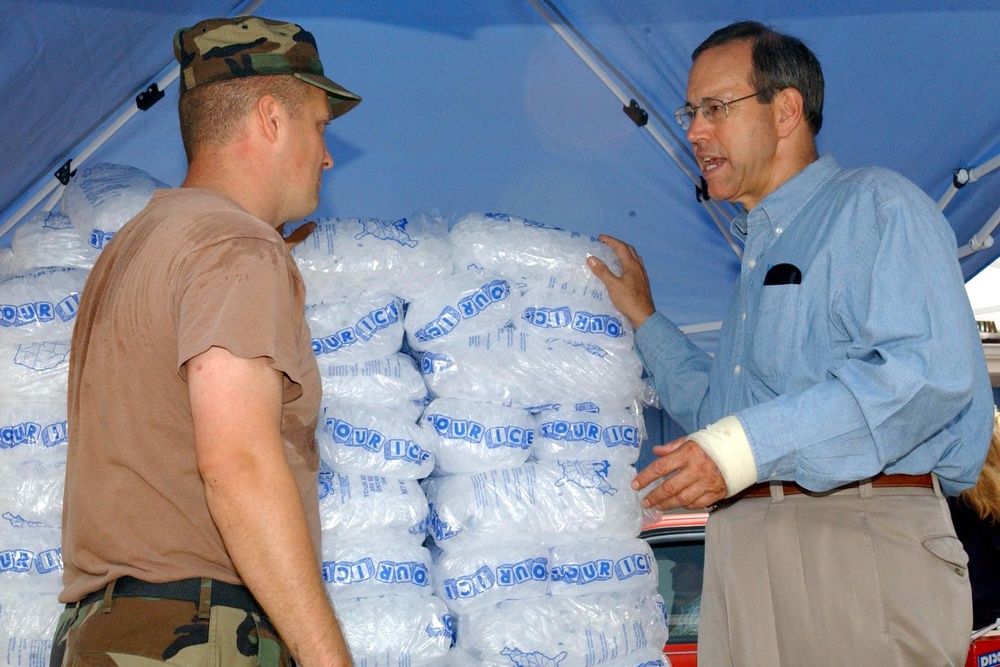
[[52, 16, 359, 667]]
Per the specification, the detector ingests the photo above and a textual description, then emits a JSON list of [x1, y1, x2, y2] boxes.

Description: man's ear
[[775, 87, 805, 139], [253, 94, 283, 144]]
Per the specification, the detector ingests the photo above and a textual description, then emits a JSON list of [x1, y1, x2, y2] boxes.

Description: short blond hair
[[178, 74, 313, 162], [960, 406, 1000, 523]]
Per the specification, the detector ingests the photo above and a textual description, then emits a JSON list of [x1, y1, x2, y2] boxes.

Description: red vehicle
[[640, 511, 1000, 667], [641, 511, 708, 667]]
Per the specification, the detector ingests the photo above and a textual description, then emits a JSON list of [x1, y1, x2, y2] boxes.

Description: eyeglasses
[[674, 91, 764, 130]]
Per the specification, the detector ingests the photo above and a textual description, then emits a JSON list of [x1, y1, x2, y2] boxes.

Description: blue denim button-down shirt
[[636, 154, 992, 495]]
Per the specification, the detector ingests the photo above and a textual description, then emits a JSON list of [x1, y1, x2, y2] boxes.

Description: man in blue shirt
[[589, 20, 993, 666]]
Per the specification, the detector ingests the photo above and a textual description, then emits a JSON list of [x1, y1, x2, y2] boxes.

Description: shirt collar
[[730, 153, 840, 239]]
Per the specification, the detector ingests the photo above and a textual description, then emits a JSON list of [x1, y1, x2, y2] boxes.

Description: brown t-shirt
[[60, 188, 322, 603]]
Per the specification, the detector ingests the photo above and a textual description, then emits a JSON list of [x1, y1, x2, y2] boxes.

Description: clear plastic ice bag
[[0, 459, 65, 529], [60, 162, 169, 252], [458, 592, 669, 667], [9, 211, 98, 273], [0, 591, 62, 667], [0, 342, 71, 401], [518, 285, 634, 350], [306, 292, 403, 364], [417, 326, 644, 411], [404, 270, 520, 352], [0, 268, 87, 344], [293, 212, 452, 303], [422, 460, 642, 551], [449, 212, 620, 296], [531, 405, 643, 466], [318, 402, 435, 479], [0, 525, 63, 595], [548, 537, 657, 599], [0, 400, 68, 465], [0, 249, 13, 282], [430, 540, 549, 614], [321, 536, 432, 600], [420, 397, 534, 475], [318, 464, 428, 544], [318, 353, 428, 423], [333, 594, 454, 667]]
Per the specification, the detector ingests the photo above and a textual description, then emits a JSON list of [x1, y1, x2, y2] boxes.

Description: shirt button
[[734, 364, 741, 374], [775, 227, 783, 235], [742, 312, 747, 321], [749, 259, 756, 268]]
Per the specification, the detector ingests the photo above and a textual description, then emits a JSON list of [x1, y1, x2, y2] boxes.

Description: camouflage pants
[[49, 594, 293, 667]]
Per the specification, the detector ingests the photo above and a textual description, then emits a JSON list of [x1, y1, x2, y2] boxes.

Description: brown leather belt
[[739, 472, 934, 500]]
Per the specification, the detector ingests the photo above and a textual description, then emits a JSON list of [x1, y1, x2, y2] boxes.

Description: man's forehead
[[301, 82, 333, 120], [686, 41, 753, 99]]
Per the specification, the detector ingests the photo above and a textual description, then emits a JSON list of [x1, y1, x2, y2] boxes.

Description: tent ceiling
[[0, 0, 243, 218], [2, 1, 999, 350]]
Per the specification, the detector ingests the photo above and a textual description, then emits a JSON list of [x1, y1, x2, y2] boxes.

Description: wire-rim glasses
[[674, 91, 764, 131]]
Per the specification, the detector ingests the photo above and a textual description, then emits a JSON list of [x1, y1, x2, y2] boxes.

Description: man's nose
[[686, 111, 711, 144]]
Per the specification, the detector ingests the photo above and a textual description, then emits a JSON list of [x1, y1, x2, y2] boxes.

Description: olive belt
[[71, 576, 263, 619]]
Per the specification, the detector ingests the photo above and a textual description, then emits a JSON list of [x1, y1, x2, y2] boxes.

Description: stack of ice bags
[[0, 163, 165, 667], [407, 212, 668, 666], [0, 257, 83, 666], [0, 402, 66, 667], [293, 213, 455, 665]]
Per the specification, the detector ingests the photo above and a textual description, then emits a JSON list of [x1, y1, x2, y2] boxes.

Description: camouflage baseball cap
[[173, 16, 361, 118]]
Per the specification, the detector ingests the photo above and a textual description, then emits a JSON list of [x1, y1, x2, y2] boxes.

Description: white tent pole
[[957, 203, 1000, 259], [703, 202, 743, 258], [0, 65, 180, 239], [1, 180, 60, 237], [972, 304, 1000, 317], [526, 0, 692, 176], [526, 0, 743, 260], [41, 185, 65, 213], [938, 151, 1000, 211], [0, 0, 268, 240], [938, 185, 958, 211]]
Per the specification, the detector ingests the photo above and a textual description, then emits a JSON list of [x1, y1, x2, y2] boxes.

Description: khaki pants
[[699, 478, 972, 667]]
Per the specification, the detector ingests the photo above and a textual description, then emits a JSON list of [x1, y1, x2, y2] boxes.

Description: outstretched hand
[[279, 221, 318, 250], [587, 234, 656, 329], [633, 437, 728, 510]]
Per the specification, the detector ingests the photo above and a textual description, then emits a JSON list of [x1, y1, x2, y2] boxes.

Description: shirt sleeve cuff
[[688, 415, 757, 497]]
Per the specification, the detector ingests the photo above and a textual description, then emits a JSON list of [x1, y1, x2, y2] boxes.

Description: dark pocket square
[[763, 263, 802, 285]]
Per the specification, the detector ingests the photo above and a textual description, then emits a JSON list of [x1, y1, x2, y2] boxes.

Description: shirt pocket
[[750, 284, 801, 382]]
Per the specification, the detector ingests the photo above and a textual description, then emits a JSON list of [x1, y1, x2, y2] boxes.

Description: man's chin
[[297, 195, 322, 221], [703, 178, 735, 205], [703, 181, 725, 202]]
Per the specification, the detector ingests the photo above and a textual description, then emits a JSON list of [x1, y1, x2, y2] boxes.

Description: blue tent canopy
[[2, 0, 999, 353]]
